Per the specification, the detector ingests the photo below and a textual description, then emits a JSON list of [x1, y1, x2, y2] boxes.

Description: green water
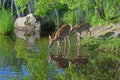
[[0, 35, 50, 80], [0, 35, 30, 80], [0, 35, 119, 80]]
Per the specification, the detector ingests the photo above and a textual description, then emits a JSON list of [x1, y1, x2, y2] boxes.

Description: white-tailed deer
[[71, 22, 91, 55], [48, 53, 69, 69], [69, 55, 89, 69], [48, 24, 71, 54], [71, 22, 91, 36]]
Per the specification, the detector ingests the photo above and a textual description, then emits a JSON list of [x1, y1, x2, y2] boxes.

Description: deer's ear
[[49, 35, 52, 40]]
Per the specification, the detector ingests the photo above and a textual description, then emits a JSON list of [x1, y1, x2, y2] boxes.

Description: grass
[[0, 9, 14, 34]]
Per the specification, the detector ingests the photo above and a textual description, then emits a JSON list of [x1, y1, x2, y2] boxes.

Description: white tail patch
[[49, 35, 52, 40]]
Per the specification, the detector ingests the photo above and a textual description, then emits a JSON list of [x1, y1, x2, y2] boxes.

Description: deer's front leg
[[76, 32, 81, 56], [67, 36, 70, 55], [64, 38, 67, 54], [57, 41, 61, 54]]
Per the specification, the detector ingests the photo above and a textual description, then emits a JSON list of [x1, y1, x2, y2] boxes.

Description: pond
[[0, 35, 30, 80], [0, 35, 58, 80], [0, 35, 119, 80]]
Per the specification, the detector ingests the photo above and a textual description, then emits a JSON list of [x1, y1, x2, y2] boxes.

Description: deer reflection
[[48, 53, 69, 69], [69, 54, 89, 69]]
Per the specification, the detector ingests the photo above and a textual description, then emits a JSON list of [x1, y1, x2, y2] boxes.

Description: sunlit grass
[[0, 9, 14, 34]]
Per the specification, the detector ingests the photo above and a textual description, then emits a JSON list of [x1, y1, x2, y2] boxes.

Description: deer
[[71, 22, 91, 36], [48, 53, 69, 69], [48, 24, 72, 54], [71, 22, 92, 55], [69, 55, 89, 69]]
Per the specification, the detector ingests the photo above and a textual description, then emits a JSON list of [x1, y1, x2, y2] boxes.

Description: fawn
[[69, 55, 89, 69], [71, 22, 91, 37], [48, 24, 71, 54], [71, 22, 91, 55], [48, 53, 69, 69]]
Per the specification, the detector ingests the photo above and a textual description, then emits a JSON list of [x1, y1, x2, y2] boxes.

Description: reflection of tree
[[0, 35, 15, 67], [0, 35, 28, 79], [15, 38, 50, 79]]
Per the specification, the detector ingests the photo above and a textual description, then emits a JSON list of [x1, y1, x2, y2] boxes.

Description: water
[[0, 35, 30, 80], [0, 35, 119, 80]]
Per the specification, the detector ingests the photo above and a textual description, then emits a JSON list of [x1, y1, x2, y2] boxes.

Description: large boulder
[[77, 22, 120, 38], [14, 14, 41, 41], [91, 23, 120, 38]]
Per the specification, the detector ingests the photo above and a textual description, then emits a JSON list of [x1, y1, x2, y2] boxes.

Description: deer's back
[[55, 24, 71, 38], [76, 23, 90, 32]]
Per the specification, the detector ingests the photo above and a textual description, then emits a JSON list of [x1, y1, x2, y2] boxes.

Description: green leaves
[[15, 0, 29, 7]]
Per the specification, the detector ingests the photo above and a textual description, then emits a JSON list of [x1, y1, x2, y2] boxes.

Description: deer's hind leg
[[87, 29, 92, 36]]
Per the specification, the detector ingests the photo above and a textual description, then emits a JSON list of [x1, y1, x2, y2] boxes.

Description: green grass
[[0, 9, 14, 34]]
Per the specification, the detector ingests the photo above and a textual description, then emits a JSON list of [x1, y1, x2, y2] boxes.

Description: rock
[[14, 14, 41, 41], [83, 22, 120, 38]]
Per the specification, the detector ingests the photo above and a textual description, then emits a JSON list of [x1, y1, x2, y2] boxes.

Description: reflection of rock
[[14, 14, 41, 41]]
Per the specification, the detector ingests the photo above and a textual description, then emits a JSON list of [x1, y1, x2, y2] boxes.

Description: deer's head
[[48, 35, 55, 48]]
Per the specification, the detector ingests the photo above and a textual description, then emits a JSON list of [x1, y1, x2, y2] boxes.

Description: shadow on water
[[0, 35, 30, 80]]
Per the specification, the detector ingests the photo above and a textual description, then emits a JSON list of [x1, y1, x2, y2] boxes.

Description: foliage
[[34, 0, 120, 27], [11, 0, 120, 27], [0, 9, 14, 34], [80, 37, 102, 51], [15, 0, 29, 7], [15, 0, 29, 12], [35, 0, 63, 15], [15, 38, 50, 80], [98, 38, 120, 53], [0, 35, 14, 55], [80, 37, 120, 54]]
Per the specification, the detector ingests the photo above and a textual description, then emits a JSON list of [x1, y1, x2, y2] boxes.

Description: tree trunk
[[28, 3, 32, 13], [85, 7, 89, 21], [33, 0, 36, 12], [96, 7, 105, 19], [0, 0, 2, 5], [92, 0, 105, 19], [3, 0, 6, 8], [11, 0, 13, 13], [14, 1, 20, 17], [78, 7, 81, 24], [112, 0, 120, 12], [55, 8, 60, 30], [28, 1, 32, 13]]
